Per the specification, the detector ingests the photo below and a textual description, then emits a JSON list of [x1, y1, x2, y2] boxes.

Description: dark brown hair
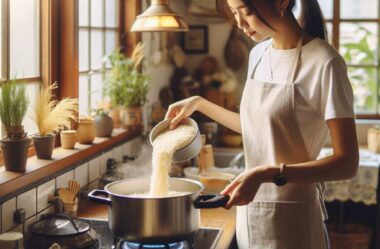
[[216, 0, 327, 40]]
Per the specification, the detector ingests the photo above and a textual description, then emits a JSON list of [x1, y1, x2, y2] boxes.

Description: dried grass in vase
[[33, 82, 78, 136]]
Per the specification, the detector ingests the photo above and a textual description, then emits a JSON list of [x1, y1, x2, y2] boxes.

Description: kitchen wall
[[0, 137, 143, 234], [142, 0, 378, 146]]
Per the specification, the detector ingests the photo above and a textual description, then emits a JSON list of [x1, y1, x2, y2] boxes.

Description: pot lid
[[29, 214, 91, 236]]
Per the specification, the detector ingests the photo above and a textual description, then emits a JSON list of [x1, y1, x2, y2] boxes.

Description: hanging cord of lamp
[[131, 0, 189, 32]]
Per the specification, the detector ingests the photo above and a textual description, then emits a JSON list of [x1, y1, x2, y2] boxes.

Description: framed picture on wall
[[180, 25, 209, 54]]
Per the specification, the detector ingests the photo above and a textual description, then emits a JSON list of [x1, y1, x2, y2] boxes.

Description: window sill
[[0, 127, 142, 203]]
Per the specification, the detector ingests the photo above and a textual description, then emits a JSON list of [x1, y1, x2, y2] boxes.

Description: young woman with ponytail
[[165, 0, 358, 248]]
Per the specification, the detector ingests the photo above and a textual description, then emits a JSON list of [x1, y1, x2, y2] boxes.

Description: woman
[[165, 0, 359, 248]]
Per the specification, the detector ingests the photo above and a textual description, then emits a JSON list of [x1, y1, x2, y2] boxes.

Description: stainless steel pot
[[149, 118, 202, 163], [88, 177, 228, 243]]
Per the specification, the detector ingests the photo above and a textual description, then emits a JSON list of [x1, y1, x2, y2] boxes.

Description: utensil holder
[[62, 197, 78, 217]]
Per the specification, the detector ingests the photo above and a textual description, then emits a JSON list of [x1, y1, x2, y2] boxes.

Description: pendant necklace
[[268, 46, 285, 81]]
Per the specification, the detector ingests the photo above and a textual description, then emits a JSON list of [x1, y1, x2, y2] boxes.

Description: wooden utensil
[[68, 180, 80, 201], [58, 188, 74, 203]]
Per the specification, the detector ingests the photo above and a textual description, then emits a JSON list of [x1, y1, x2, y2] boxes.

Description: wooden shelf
[[0, 127, 141, 203]]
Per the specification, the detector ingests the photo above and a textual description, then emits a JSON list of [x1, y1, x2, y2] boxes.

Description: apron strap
[[249, 41, 272, 80], [287, 35, 304, 84]]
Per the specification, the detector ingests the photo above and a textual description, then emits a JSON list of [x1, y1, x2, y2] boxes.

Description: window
[[78, 0, 119, 116], [0, 0, 41, 137], [318, 0, 380, 116]]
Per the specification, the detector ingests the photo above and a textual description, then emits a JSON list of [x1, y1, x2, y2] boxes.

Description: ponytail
[[300, 0, 327, 40]]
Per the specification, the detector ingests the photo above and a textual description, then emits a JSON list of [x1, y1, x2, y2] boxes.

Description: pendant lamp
[[131, 0, 189, 32]]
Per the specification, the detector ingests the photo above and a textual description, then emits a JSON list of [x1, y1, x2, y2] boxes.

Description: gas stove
[[81, 218, 222, 249]]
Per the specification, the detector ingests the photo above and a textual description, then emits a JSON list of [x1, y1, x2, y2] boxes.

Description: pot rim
[[104, 177, 204, 200]]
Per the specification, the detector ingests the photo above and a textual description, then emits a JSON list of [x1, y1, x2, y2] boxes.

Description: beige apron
[[238, 38, 328, 249]]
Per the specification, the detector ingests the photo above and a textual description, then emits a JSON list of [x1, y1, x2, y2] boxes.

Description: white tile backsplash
[[2, 198, 16, 232], [123, 141, 132, 157], [114, 146, 123, 163], [56, 170, 74, 189], [89, 158, 100, 182], [37, 179, 56, 212], [17, 188, 37, 220], [100, 150, 113, 174], [75, 163, 89, 188]]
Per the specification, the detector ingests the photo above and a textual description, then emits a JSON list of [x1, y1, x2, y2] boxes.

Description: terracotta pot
[[94, 114, 113, 137], [109, 108, 121, 129], [60, 130, 77, 149], [77, 118, 95, 144], [119, 106, 142, 129], [1, 137, 31, 172], [33, 134, 56, 160]]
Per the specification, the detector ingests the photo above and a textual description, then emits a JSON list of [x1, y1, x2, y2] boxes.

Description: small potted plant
[[32, 83, 78, 159], [104, 42, 149, 129], [93, 108, 113, 137], [0, 79, 30, 172]]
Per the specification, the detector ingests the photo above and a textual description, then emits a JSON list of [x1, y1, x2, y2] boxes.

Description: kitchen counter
[[78, 199, 236, 249]]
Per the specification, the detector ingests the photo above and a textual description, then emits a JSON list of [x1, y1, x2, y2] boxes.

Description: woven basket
[[327, 223, 372, 249]]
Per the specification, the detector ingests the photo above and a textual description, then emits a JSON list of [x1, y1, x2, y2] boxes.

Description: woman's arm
[[166, 96, 242, 134], [222, 118, 359, 208], [261, 118, 359, 182]]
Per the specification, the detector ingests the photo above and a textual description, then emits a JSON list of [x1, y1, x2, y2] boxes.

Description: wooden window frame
[[326, 1, 380, 119], [0, 0, 142, 165]]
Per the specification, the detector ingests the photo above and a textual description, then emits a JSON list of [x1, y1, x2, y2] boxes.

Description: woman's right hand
[[165, 96, 203, 129]]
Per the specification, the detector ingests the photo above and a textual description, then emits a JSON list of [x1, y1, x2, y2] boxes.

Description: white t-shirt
[[247, 38, 355, 159]]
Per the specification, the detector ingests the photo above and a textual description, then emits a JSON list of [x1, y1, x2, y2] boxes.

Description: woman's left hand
[[221, 166, 267, 209]]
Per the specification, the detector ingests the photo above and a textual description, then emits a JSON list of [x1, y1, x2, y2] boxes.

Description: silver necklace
[[268, 46, 285, 81]]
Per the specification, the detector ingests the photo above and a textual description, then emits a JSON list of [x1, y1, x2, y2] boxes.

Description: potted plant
[[104, 42, 149, 129], [32, 83, 78, 159], [0, 79, 30, 172], [93, 108, 113, 137]]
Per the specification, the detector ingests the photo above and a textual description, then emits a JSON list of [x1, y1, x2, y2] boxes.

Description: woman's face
[[227, 0, 277, 42]]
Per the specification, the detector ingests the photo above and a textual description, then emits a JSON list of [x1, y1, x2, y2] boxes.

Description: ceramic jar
[[77, 118, 95, 144], [119, 106, 142, 128], [60, 130, 77, 149], [94, 114, 113, 137]]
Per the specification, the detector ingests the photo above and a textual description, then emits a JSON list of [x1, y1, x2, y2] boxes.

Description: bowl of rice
[[150, 118, 202, 163]]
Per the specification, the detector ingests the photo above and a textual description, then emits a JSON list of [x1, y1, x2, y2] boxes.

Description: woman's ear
[[275, 0, 291, 12]]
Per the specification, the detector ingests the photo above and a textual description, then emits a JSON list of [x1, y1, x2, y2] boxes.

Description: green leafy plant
[[0, 79, 29, 139], [341, 25, 376, 112], [93, 108, 108, 116], [104, 42, 150, 107]]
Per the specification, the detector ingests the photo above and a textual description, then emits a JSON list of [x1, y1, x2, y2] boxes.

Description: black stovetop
[[81, 218, 222, 249]]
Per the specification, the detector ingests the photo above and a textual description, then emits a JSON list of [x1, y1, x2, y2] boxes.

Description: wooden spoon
[[58, 188, 74, 203], [68, 180, 80, 201]]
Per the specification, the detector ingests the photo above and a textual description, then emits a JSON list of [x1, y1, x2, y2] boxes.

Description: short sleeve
[[320, 56, 355, 120]]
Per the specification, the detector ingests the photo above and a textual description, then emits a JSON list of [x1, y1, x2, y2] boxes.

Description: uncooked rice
[[149, 124, 196, 197]]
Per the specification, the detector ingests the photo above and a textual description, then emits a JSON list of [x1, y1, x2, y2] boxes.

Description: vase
[[1, 137, 31, 172], [77, 118, 95, 144], [119, 106, 142, 129], [94, 114, 113, 137], [60, 130, 77, 149], [109, 108, 121, 129], [32, 134, 56, 160]]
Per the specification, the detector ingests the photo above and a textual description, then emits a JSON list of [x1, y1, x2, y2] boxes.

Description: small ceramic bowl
[[150, 118, 202, 163], [60, 130, 77, 149]]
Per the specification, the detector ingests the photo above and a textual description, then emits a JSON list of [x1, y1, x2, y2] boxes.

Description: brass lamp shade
[[131, 0, 189, 32]]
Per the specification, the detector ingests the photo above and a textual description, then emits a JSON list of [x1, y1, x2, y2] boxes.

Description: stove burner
[[78, 218, 222, 249], [121, 241, 189, 249]]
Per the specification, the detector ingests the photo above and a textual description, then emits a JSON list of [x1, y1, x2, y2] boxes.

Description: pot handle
[[88, 189, 112, 206], [194, 194, 230, 209]]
